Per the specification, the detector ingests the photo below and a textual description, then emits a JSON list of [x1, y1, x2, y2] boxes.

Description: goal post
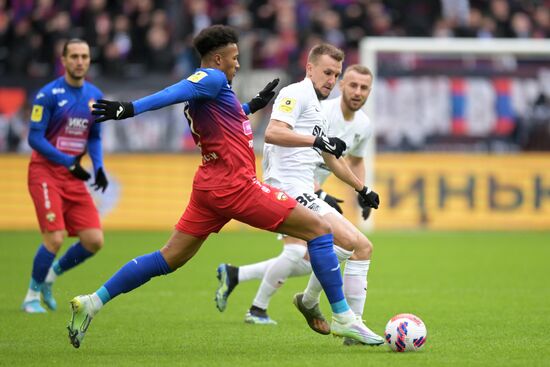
[[359, 37, 550, 231]]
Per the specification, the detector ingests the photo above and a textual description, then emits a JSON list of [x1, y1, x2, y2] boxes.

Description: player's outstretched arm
[[92, 99, 134, 123]]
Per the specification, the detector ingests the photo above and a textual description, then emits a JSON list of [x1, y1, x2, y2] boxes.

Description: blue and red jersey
[[28, 77, 104, 171], [133, 68, 256, 190]]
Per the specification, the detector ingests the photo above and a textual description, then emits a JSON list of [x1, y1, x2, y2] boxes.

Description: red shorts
[[28, 162, 101, 236], [176, 178, 297, 238]]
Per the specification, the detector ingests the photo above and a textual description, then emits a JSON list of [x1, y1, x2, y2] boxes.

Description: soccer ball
[[384, 313, 427, 352]]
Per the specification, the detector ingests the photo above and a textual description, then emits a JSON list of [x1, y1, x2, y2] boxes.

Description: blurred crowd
[[0, 0, 548, 79], [1, 0, 549, 153]]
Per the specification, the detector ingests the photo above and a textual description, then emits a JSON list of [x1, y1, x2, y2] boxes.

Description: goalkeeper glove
[[92, 167, 109, 193], [313, 136, 346, 158], [315, 189, 344, 214], [247, 78, 280, 114], [92, 99, 134, 123], [356, 186, 380, 210]]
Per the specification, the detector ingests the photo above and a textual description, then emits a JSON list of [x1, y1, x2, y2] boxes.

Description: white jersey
[[263, 78, 329, 196], [314, 96, 373, 185]]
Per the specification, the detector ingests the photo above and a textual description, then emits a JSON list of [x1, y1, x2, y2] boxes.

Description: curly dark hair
[[193, 25, 239, 58]]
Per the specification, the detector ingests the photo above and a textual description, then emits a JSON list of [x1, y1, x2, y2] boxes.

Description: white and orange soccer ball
[[384, 313, 427, 352]]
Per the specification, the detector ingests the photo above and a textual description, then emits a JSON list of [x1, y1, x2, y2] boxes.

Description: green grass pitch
[[1, 230, 549, 367]]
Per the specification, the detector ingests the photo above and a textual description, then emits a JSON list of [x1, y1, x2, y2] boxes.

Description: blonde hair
[[343, 64, 373, 78]]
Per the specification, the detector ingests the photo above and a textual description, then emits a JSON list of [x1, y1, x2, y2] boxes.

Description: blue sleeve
[[28, 129, 75, 167], [28, 89, 75, 167], [242, 103, 251, 115], [88, 122, 103, 173], [133, 70, 225, 115]]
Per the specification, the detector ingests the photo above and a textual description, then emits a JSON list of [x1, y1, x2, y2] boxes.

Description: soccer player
[[68, 25, 375, 349], [217, 49, 383, 346], [215, 66, 376, 337], [21, 39, 108, 314]]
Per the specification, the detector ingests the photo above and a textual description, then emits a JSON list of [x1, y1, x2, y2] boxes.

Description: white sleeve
[[348, 115, 373, 158], [269, 85, 304, 129]]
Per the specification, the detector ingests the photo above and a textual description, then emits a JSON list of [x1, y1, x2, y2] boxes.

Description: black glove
[[68, 152, 91, 181], [357, 195, 373, 220], [92, 167, 109, 193], [315, 189, 344, 214], [356, 186, 380, 210], [313, 136, 346, 158], [247, 78, 279, 114], [92, 99, 134, 123]]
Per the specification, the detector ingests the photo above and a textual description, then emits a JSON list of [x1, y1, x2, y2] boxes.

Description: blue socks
[[307, 234, 350, 313], [54, 241, 94, 275], [101, 251, 172, 304], [31, 245, 56, 286]]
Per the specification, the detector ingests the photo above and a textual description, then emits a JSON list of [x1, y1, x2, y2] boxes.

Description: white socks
[[343, 259, 370, 318], [238, 259, 276, 282], [24, 289, 40, 303], [45, 266, 58, 284], [252, 244, 307, 309], [302, 246, 353, 309]]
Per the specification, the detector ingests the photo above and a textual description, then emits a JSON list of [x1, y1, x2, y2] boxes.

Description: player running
[[67, 25, 375, 348], [22, 39, 108, 314], [216, 67, 376, 345], [216, 48, 383, 346]]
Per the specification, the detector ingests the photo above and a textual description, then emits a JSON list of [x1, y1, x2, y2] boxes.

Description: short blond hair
[[343, 64, 373, 79], [307, 43, 345, 64]]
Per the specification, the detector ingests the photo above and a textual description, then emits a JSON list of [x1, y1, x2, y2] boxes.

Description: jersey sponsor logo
[[242, 120, 252, 135], [67, 117, 89, 129], [58, 99, 68, 107], [31, 105, 44, 122], [278, 97, 296, 113], [52, 88, 65, 95], [312, 125, 323, 137], [276, 192, 288, 201], [56, 137, 87, 152], [187, 71, 208, 83]]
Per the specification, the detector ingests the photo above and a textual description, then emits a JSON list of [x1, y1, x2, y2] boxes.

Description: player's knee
[[81, 233, 104, 253], [43, 232, 64, 253], [350, 236, 373, 260], [281, 244, 308, 263]]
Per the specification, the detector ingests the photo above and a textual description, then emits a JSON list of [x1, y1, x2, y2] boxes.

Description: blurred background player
[[215, 44, 383, 345], [216, 65, 377, 346], [22, 39, 108, 314], [67, 25, 373, 349]]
